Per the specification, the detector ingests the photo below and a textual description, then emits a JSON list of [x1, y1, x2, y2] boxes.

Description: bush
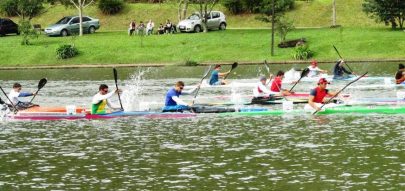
[[56, 45, 79, 59], [223, 0, 244, 14], [292, 44, 313, 60], [19, 20, 38, 45], [223, 0, 294, 15], [184, 59, 198, 66], [0, 0, 18, 17], [98, 0, 124, 15]]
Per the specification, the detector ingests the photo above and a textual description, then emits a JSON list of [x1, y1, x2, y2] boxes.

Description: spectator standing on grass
[[146, 20, 155, 35], [137, 21, 145, 35], [128, 20, 136, 36]]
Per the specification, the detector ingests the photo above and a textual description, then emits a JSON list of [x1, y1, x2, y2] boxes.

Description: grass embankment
[[0, 28, 404, 67], [8, 0, 383, 30]]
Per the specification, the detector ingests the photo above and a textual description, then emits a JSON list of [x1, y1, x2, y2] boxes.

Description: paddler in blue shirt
[[91, 84, 122, 114], [209, 64, 230, 85], [333, 59, 356, 79], [163, 81, 199, 112]]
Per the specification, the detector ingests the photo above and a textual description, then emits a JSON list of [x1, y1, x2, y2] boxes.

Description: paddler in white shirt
[[307, 60, 327, 77], [91, 84, 122, 114], [252, 75, 276, 103]]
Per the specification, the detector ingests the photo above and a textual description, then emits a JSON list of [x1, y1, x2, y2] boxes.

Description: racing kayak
[[229, 105, 405, 116]]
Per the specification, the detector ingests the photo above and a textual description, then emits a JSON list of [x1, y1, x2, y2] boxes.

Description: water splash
[[121, 68, 151, 111]]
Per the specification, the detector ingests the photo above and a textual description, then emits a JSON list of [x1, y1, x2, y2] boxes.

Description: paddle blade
[[113, 68, 118, 83], [301, 68, 310, 78], [231, 62, 238, 70], [264, 60, 270, 73], [38, 78, 47, 90]]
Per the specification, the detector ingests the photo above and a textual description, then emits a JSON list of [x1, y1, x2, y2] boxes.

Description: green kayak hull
[[228, 105, 405, 116]]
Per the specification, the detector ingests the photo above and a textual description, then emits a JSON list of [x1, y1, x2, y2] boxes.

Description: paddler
[[395, 64, 405, 84], [7, 83, 37, 110], [270, 71, 293, 96], [91, 84, 122, 114], [252, 75, 276, 103], [307, 60, 327, 77], [305, 78, 337, 111], [209, 64, 230, 85], [333, 59, 356, 79], [163, 81, 199, 112]]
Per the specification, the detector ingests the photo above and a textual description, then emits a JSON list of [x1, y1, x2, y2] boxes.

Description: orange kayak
[[22, 106, 87, 113]]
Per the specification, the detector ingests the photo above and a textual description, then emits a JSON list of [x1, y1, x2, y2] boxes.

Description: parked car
[[45, 16, 100, 37], [0, 18, 19, 36], [178, 11, 226, 33]]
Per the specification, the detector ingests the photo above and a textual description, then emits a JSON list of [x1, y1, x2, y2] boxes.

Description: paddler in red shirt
[[306, 78, 337, 111], [270, 71, 293, 96]]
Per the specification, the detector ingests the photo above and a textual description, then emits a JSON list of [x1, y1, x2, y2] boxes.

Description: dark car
[[0, 18, 19, 36]]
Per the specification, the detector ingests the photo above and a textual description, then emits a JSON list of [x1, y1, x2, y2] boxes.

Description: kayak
[[229, 105, 405, 116]]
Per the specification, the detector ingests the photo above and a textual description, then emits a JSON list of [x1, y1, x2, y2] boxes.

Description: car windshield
[[187, 14, 200, 20], [55, 17, 72, 24]]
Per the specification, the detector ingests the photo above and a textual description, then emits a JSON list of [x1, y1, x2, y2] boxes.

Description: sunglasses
[[179, 86, 184, 90], [102, 89, 108, 93]]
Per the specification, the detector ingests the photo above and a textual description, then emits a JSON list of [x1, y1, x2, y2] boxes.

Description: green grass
[[0, 27, 403, 67], [5, 0, 384, 31]]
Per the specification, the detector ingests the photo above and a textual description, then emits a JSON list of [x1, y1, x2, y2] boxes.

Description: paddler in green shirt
[[91, 84, 122, 114]]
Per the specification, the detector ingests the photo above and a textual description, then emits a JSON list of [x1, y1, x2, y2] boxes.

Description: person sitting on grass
[[164, 19, 173, 34], [91, 84, 122, 114], [163, 81, 199, 112], [137, 21, 145, 35], [7, 83, 37, 110], [157, 23, 165, 35]]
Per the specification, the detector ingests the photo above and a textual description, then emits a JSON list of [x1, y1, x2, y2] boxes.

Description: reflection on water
[[0, 116, 404, 190], [0, 65, 404, 190]]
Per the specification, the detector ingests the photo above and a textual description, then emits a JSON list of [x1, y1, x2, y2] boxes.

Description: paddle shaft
[[29, 78, 47, 104], [113, 69, 124, 110], [333, 45, 356, 76], [223, 63, 238, 80], [29, 89, 39, 103], [192, 66, 212, 105], [313, 72, 368, 115], [0, 86, 18, 113]]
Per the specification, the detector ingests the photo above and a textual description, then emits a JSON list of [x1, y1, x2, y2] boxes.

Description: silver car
[[178, 11, 226, 33], [45, 16, 100, 36]]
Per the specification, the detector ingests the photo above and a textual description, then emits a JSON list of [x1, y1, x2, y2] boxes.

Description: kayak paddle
[[264, 60, 273, 85], [288, 67, 310, 92], [313, 72, 368, 115], [113, 68, 124, 110], [333, 45, 356, 77], [29, 78, 47, 104], [0, 86, 18, 113], [223, 62, 238, 80], [192, 65, 212, 105]]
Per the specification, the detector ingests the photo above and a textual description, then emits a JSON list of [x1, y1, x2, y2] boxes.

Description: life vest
[[91, 99, 107, 114], [312, 87, 328, 103]]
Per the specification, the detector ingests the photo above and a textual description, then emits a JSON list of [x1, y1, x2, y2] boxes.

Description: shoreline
[[0, 59, 404, 70]]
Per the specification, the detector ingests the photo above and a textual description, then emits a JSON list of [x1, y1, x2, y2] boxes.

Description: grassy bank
[[0, 27, 404, 67], [6, 0, 383, 30]]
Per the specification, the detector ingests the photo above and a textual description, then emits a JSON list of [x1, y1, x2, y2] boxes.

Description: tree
[[275, 16, 294, 42], [332, 0, 337, 26], [177, 0, 189, 22], [60, 0, 96, 36], [195, 0, 220, 32], [363, 0, 405, 29], [255, 0, 295, 56]]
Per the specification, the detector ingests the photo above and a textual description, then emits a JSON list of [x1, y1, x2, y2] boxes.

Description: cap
[[311, 60, 318, 65], [399, 64, 404, 69], [318, 78, 330, 84], [259, 76, 267, 81]]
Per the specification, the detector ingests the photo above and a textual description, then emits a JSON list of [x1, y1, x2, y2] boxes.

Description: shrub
[[19, 20, 39, 45], [0, 0, 18, 17], [223, 0, 244, 14], [98, 0, 124, 15], [184, 59, 198, 66], [292, 44, 313, 60], [56, 44, 79, 59]]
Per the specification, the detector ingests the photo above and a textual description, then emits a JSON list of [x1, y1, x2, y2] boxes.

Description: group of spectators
[[128, 19, 176, 36]]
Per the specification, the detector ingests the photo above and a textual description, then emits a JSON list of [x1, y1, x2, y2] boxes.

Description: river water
[[0, 64, 404, 190]]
